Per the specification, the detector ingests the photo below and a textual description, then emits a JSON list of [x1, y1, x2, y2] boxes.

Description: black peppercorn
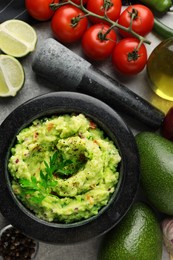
[[0, 225, 38, 260]]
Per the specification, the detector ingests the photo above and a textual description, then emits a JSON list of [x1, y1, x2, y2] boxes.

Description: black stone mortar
[[0, 92, 139, 244]]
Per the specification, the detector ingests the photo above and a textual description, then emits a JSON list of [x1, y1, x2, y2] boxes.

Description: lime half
[[0, 19, 37, 58], [0, 54, 25, 97]]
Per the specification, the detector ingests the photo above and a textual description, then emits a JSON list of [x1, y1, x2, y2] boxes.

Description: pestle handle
[[77, 66, 164, 129], [32, 38, 165, 129]]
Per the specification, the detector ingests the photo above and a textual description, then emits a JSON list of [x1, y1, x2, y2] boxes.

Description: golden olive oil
[[147, 38, 173, 101]]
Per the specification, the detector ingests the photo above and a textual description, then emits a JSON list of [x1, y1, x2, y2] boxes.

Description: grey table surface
[[0, 9, 173, 260]]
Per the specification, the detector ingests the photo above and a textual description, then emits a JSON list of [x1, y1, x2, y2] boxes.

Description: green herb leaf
[[18, 150, 85, 203], [30, 194, 45, 203], [52, 150, 85, 177], [19, 178, 39, 191]]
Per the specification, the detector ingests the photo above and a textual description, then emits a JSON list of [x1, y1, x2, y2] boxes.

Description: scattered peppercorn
[[0, 225, 38, 260]]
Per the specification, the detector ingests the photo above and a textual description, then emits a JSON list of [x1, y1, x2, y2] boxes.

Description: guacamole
[[8, 114, 121, 223]]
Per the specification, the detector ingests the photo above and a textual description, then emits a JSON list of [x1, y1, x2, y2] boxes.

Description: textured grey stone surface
[[0, 15, 171, 259]]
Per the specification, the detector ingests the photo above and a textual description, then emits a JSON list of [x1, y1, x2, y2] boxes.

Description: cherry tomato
[[112, 38, 147, 75], [87, 0, 122, 25], [118, 4, 154, 37], [71, 0, 88, 4], [161, 107, 173, 141], [25, 0, 59, 21], [51, 5, 88, 44], [82, 24, 117, 61]]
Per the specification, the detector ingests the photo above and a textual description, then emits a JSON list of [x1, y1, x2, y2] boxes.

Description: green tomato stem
[[50, 0, 151, 45]]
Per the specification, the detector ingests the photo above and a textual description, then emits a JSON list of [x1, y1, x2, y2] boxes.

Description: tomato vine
[[50, 0, 151, 47]]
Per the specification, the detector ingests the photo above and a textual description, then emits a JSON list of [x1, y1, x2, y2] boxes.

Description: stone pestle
[[32, 38, 165, 130]]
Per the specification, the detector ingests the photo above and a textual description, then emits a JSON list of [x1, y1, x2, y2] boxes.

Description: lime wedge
[[0, 19, 37, 57], [0, 54, 25, 97]]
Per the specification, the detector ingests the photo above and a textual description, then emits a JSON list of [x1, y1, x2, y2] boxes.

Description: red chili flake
[[47, 123, 54, 131], [15, 159, 19, 163], [89, 121, 97, 129], [93, 140, 99, 145], [34, 132, 39, 139]]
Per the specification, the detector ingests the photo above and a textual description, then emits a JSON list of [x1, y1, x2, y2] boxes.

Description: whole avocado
[[135, 131, 173, 215], [99, 202, 162, 260]]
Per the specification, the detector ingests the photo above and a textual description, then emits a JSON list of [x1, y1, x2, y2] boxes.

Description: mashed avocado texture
[[8, 114, 121, 223]]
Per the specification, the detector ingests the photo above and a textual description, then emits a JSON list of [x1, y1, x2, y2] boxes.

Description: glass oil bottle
[[147, 38, 173, 101]]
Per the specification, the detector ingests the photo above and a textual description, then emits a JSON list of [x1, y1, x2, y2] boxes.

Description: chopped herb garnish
[[53, 150, 85, 177], [18, 150, 86, 203], [19, 152, 59, 203]]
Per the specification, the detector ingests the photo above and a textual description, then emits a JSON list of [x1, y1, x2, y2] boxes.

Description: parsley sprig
[[19, 151, 58, 203], [18, 150, 85, 203], [53, 150, 85, 177]]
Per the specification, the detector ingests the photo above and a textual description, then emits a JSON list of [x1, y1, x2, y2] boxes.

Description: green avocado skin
[[135, 131, 173, 215], [99, 202, 162, 260]]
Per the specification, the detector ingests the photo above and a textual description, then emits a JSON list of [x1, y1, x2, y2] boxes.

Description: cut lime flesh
[[0, 19, 37, 57], [0, 54, 25, 97]]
